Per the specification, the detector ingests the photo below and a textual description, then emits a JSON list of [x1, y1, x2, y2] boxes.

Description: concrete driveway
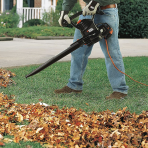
[[0, 38, 148, 68]]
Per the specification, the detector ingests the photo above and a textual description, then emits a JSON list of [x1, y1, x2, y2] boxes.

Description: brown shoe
[[54, 86, 82, 94], [106, 92, 127, 99]]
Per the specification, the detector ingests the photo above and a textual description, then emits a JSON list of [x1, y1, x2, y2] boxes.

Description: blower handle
[[68, 7, 104, 28], [70, 11, 82, 20], [70, 7, 104, 20]]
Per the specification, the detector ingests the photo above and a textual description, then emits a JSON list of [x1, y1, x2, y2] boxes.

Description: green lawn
[[1, 56, 148, 147], [2, 56, 148, 114], [0, 26, 75, 39]]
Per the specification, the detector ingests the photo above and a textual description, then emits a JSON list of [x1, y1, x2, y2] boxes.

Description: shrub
[[55, 0, 63, 12], [0, 21, 6, 29], [0, 14, 6, 29], [42, 10, 60, 27], [0, 10, 20, 28], [11, 5, 16, 13], [118, 0, 148, 38], [23, 19, 46, 27]]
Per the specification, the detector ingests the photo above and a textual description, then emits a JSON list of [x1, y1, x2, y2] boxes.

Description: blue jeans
[[67, 8, 129, 94]]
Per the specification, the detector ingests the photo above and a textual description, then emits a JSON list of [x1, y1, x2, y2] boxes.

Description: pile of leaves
[[0, 69, 16, 87], [0, 93, 148, 148]]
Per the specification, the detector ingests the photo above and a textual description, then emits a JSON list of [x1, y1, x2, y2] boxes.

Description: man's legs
[[94, 8, 129, 95], [55, 8, 129, 97], [54, 15, 94, 93], [67, 15, 94, 90]]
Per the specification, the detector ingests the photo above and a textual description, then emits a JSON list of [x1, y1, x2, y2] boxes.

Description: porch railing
[[17, 0, 56, 28], [23, 7, 43, 23], [22, 6, 55, 23]]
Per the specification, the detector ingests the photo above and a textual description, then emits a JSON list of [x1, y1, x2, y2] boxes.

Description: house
[[0, 0, 59, 13], [0, 0, 85, 13], [0, 0, 86, 28], [0, 0, 16, 12]]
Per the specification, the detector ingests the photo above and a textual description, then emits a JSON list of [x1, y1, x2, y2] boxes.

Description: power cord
[[105, 39, 148, 86]]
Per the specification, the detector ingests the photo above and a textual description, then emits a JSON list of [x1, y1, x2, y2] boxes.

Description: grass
[[2, 56, 148, 113], [3, 138, 42, 148], [1, 56, 148, 147], [0, 26, 75, 39]]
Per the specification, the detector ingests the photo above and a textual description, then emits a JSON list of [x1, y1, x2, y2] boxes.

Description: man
[[55, 0, 129, 99]]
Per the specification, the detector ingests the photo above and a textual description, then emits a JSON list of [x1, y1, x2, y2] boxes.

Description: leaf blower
[[25, 8, 112, 78], [25, 8, 148, 87]]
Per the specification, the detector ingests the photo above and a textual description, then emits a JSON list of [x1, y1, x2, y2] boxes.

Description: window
[[5, 0, 13, 10], [24, 0, 34, 7], [27, 0, 34, 7], [30, 0, 34, 7]]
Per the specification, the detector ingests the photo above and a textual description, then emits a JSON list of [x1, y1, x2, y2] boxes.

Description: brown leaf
[[0, 93, 148, 147], [25, 145, 33, 148], [3, 138, 13, 143], [0, 69, 16, 88], [0, 141, 5, 146]]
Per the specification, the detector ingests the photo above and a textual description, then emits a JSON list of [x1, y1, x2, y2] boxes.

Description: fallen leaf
[[0, 69, 16, 88], [0, 134, 3, 140], [0, 93, 148, 147], [3, 138, 13, 143], [85, 103, 89, 106], [0, 141, 5, 146]]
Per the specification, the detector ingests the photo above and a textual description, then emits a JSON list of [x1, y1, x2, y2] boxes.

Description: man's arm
[[58, 0, 77, 27], [62, 0, 77, 11], [59, 0, 99, 27]]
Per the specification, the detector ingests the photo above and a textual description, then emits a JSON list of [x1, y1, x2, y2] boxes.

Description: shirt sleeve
[[62, 0, 78, 12]]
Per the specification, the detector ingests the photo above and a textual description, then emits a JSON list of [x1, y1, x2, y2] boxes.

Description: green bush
[[23, 19, 46, 27], [11, 5, 16, 13], [42, 10, 60, 27], [118, 0, 148, 38], [0, 17, 6, 29], [55, 0, 63, 12], [0, 10, 20, 28]]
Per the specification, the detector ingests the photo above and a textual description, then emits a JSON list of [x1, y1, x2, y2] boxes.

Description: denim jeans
[[67, 8, 129, 94]]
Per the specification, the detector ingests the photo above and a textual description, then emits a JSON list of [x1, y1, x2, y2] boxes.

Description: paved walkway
[[0, 38, 148, 68]]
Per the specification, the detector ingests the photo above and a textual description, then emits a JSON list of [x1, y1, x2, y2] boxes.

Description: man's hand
[[58, 11, 71, 27], [83, 0, 99, 16]]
